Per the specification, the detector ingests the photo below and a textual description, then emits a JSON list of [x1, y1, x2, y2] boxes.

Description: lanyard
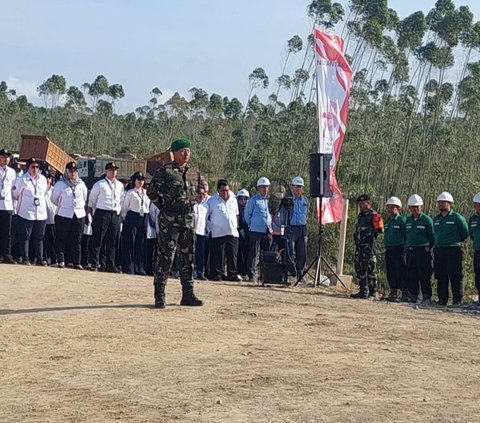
[[0, 167, 7, 184], [135, 189, 144, 209], [29, 177, 39, 196], [106, 178, 117, 206]]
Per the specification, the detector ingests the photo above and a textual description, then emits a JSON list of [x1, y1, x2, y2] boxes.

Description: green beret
[[170, 138, 191, 152]]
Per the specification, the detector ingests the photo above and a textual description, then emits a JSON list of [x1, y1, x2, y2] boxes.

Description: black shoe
[[437, 300, 447, 306], [90, 266, 98, 272], [210, 276, 221, 281], [400, 290, 410, 302], [107, 267, 122, 274], [452, 300, 461, 307], [350, 290, 368, 299], [154, 283, 166, 309], [3, 256, 16, 264]]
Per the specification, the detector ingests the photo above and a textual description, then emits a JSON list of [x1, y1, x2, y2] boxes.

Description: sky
[[2, 0, 480, 112]]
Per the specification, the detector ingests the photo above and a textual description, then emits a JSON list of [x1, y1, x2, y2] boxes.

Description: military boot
[[180, 282, 203, 306], [350, 288, 368, 299], [387, 289, 399, 302], [154, 283, 166, 309]]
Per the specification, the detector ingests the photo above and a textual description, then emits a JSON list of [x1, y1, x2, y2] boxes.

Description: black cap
[[66, 161, 78, 171], [25, 158, 40, 168], [105, 162, 119, 170], [357, 194, 370, 203], [0, 149, 12, 157], [131, 171, 145, 181]]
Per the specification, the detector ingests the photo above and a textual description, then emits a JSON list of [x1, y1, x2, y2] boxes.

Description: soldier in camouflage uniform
[[147, 138, 203, 309], [351, 194, 384, 299]]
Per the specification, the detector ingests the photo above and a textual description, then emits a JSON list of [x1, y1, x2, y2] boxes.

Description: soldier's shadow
[[0, 303, 180, 315]]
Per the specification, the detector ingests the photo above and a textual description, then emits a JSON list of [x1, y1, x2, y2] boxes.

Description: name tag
[[472, 223, 478, 228], [406, 224, 412, 229], [393, 225, 400, 229], [417, 225, 425, 229], [434, 222, 440, 226], [446, 221, 455, 225]]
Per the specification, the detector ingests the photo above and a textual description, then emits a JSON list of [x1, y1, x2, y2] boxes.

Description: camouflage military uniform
[[354, 210, 380, 296], [148, 161, 202, 304]]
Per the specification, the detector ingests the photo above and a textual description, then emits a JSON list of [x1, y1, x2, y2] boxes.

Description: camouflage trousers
[[153, 211, 194, 288], [354, 244, 377, 293]]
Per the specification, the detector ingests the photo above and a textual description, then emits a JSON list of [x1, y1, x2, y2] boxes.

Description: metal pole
[[336, 199, 349, 276]]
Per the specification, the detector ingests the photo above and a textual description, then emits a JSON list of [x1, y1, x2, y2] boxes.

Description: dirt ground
[[0, 264, 479, 423]]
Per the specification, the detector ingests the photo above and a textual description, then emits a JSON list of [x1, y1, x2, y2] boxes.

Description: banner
[[314, 28, 352, 224]]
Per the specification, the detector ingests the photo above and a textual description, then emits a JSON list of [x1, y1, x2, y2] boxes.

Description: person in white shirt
[[0, 149, 18, 264], [206, 179, 241, 281], [43, 172, 58, 265], [88, 162, 125, 273], [194, 185, 209, 280], [51, 161, 88, 269], [12, 158, 49, 265], [121, 171, 150, 275]]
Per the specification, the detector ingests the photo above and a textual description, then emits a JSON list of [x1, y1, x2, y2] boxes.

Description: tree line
[[1, 0, 480, 292]]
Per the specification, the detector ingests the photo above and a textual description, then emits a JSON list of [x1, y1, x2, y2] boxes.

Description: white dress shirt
[[194, 198, 209, 236], [206, 192, 239, 238], [45, 187, 57, 225], [88, 177, 125, 215], [51, 179, 88, 219], [121, 188, 150, 218], [12, 173, 48, 221], [0, 166, 17, 211]]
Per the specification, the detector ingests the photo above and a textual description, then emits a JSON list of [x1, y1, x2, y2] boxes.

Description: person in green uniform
[[147, 138, 204, 309], [468, 192, 480, 305], [351, 194, 384, 299], [405, 195, 435, 305], [433, 192, 469, 306], [384, 196, 407, 301]]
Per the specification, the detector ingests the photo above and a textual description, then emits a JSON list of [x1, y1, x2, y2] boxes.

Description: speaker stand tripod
[[294, 194, 347, 289]]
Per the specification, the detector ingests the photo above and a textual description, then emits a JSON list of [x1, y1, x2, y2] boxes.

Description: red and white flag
[[314, 28, 352, 224]]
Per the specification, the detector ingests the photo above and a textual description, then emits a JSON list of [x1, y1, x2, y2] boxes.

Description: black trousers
[[210, 235, 239, 279], [0, 210, 12, 257], [55, 214, 85, 265], [195, 234, 208, 276], [237, 234, 249, 276], [90, 209, 121, 269], [385, 246, 407, 291], [474, 250, 480, 294], [434, 246, 463, 303], [121, 211, 147, 275], [11, 215, 21, 260], [17, 217, 46, 263], [406, 247, 433, 300], [247, 231, 272, 278], [146, 238, 157, 276], [81, 234, 91, 267], [43, 224, 57, 264]]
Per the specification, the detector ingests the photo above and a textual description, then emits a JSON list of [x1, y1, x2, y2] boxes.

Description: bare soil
[[0, 264, 479, 423]]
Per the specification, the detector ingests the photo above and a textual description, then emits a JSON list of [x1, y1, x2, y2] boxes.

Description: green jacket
[[405, 213, 435, 247], [147, 162, 202, 216], [468, 213, 480, 251], [384, 213, 406, 248], [433, 210, 468, 248]]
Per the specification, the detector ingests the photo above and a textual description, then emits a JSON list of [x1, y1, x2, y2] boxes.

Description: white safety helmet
[[386, 196, 402, 208], [291, 176, 304, 187], [474, 192, 480, 204], [437, 192, 454, 203], [407, 194, 423, 207], [256, 177, 271, 187], [236, 189, 250, 198]]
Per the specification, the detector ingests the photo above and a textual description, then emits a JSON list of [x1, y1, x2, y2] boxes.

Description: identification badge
[[140, 210, 144, 217], [34, 197, 40, 207], [0, 189, 5, 200], [113, 201, 117, 209], [72, 199, 77, 207]]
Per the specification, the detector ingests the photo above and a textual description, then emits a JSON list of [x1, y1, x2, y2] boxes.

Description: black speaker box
[[309, 153, 333, 198]]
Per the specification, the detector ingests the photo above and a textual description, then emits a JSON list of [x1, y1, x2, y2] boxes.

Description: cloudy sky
[[2, 0, 479, 112]]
